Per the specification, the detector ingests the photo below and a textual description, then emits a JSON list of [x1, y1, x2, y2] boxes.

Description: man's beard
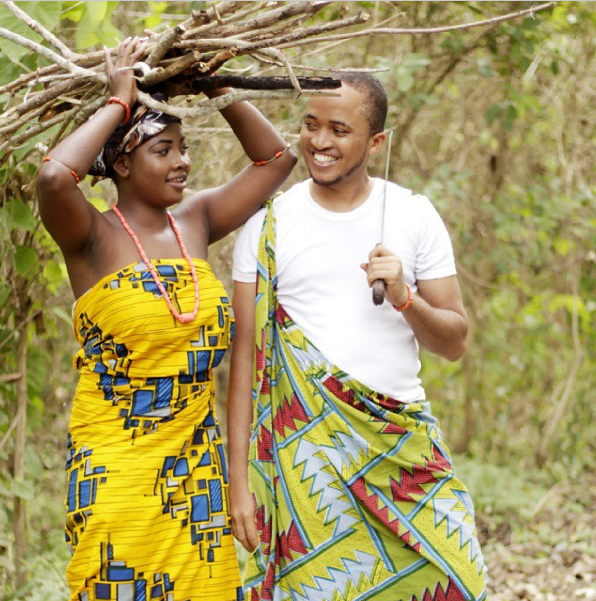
[[308, 150, 367, 188]]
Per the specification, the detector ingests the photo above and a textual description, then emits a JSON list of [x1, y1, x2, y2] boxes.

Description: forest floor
[[6, 454, 596, 600], [478, 474, 596, 600]]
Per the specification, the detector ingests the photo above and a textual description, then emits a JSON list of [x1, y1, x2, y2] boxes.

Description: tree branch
[[274, 2, 557, 48], [0, 373, 22, 384], [2, 0, 74, 58]]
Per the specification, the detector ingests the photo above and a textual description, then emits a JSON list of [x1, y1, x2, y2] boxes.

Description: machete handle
[[372, 279, 386, 306]]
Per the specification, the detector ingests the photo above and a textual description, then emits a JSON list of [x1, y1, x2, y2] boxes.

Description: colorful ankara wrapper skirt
[[244, 204, 489, 601], [67, 259, 243, 601]]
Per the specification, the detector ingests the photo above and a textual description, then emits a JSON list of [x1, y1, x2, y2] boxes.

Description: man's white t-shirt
[[232, 178, 456, 402]]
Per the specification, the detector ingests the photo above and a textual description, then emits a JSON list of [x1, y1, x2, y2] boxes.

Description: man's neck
[[309, 174, 374, 213]]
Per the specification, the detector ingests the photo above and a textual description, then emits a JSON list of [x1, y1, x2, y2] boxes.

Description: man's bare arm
[[227, 281, 259, 552]]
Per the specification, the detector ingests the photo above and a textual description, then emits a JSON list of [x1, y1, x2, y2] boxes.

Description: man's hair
[[337, 72, 388, 135]]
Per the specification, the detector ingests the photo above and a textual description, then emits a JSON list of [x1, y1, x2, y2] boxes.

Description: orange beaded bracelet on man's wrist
[[392, 284, 413, 312]]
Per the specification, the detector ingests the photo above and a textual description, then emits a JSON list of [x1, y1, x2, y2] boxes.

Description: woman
[[36, 38, 296, 601]]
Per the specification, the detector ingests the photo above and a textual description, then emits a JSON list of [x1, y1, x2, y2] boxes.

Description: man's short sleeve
[[415, 196, 457, 280], [232, 208, 266, 283]]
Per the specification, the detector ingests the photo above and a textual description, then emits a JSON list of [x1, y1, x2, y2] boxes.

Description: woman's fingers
[[104, 46, 114, 75]]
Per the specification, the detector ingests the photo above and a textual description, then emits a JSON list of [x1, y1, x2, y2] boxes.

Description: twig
[[0, 1, 558, 162], [536, 259, 584, 462], [252, 54, 388, 74], [532, 480, 564, 517], [0, 373, 22, 384], [0, 28, 102, 82], [182, 75, 340, 93], [275, 2, 557, 48], [145, 23, 187, 67], [176, 12, 370, 52], [2, 1, 74, 58], [182, 2, 278, 39], [0, 406, 24, 453], [141, 49, 204, 87], [259, 48, 302, 96], [137, 88, 340, 120]]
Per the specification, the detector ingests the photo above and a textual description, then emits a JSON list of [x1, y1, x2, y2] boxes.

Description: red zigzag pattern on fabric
[[273, 393, 310, 436], [257, 425, 274, 462], [412, 576, 467, 601], [276, 522, 308, 563]]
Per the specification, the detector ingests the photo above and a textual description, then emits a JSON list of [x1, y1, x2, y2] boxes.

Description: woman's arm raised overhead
[[36, 38, 145, 256], [180, 87, 297, 244]]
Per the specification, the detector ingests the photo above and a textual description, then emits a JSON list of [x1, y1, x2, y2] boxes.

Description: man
[[227, 73, 488, 601]]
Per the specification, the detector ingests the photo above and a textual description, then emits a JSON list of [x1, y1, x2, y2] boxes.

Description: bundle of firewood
[[0, 0, 555, 164], [0, 1, 372, 163]]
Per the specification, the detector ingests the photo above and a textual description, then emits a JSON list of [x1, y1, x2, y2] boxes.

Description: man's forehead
[[302, 109, 349, 126], [303, 87, 365, 124]]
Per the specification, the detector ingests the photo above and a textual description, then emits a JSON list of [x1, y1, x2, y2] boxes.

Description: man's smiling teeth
[[169, 177, 186, 182], [313, 153, 337, 163]]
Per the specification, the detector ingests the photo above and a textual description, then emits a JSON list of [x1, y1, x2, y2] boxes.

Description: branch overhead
[[0, 1, 556, 164]]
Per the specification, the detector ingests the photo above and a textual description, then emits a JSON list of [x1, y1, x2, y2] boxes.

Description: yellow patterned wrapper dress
[[66, 258, 243, 601]]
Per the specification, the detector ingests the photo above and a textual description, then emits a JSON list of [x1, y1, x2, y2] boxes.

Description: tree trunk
[[13, 330, 27, 589]]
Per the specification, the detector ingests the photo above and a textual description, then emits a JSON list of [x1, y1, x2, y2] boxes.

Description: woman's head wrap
[[89, 94, 181, 182]]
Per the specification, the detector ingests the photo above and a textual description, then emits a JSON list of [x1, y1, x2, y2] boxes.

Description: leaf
[[485, 103, 504, 124], [476, 58, 494, 78], [0, 287, 10, 310], [97, 18, 122, 48], [75, 1, 122, 50], [395, 66, 414, 92], [12, 123, 61, 161], [550, 60, 560, 75], [10, 478, 35, 501], [0, 51, 24, 86], [42, 260, 66, 294], [25, 444, 43, 479], [5, 198, 36, 232], [62, 2, 85, 23], [26, 347, 48, 396], [401, 53, 432, 70], [13, 245, 38, 279], [0, 1, 62, 61], [52, 306, 73, 325], [503, 104, 519, 131]]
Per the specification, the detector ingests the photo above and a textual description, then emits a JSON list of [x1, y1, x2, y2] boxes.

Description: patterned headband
[[89, 101, 181, 181]]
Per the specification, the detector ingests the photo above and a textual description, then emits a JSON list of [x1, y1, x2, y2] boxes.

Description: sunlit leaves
[[4, 199, 36, 233], [395, 53, 432, 92], [73, 1, 121, 50], [0, 1, 62, 60], [144, 1, 170, 31], [42, 260, 65, 295], [13, 246, 37, 279]]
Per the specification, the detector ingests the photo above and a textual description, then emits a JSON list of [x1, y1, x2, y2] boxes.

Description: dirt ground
[[480, 477, 596, 600]]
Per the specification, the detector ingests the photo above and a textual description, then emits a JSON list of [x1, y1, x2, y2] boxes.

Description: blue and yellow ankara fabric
[[244, 204, 489, 601], [67, 258, 243, 601]]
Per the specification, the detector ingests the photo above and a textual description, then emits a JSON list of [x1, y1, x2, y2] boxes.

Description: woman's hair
[[89, 93, 181, 181]]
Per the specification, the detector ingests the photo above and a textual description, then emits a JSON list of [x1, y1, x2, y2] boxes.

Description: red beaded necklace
[[112, 204, 200, 324]]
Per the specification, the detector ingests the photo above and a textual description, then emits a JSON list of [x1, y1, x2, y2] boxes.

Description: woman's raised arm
[[182, 88, 297, 244], [36, 38, 145, 256]]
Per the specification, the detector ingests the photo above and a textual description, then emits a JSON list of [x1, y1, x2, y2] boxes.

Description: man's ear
[[369, 131, 387, 157], [112, 154, 131, 179]]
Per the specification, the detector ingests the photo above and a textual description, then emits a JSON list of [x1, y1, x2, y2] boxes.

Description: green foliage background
[[1, 1, 595, 598]]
